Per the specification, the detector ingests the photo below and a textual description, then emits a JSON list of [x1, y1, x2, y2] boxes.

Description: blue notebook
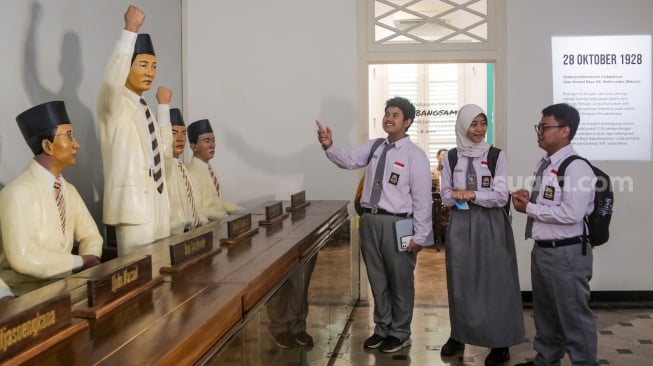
[[393, 218, 435, 252]]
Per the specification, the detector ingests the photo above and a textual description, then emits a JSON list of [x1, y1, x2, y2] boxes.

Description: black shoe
[[363, 334, 385, 349], [514, 362, 535, 366], [293, 331, 314, 346], [268, 330, 292, 349], [379, 336, 411, 353], [485, 347, 510, 365], [440, 337, 465, 357]]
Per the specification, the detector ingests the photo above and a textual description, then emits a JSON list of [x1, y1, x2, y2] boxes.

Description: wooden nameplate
[[160, 231, 221, 273], [285, 190, 311, 211], [220, 214, 259, 245], [0, 293, 83, 363], [72, 255, 163, 319], [258, 201, 289, 225], [3, 319, 87, 366]]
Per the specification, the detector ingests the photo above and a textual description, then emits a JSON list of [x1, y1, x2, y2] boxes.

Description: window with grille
[[372, 0, 489, 47]]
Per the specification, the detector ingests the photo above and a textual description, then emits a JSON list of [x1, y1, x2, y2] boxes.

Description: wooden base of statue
[[3, 319, 87, 366], [258, 213, 289, 226], [159, 247, 222, 273], [219, 227, 259, 246], [285, 202, 310, 212], [72, 276, 164, 319]]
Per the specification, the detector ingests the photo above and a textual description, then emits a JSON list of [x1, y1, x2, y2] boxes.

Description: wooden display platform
[[11, 200, 349, 364]]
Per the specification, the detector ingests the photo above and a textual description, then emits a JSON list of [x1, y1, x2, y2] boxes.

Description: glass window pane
[[370, 63, 491, 170]]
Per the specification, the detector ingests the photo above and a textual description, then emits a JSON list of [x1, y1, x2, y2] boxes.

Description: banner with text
[[552, 35, 651, 161]]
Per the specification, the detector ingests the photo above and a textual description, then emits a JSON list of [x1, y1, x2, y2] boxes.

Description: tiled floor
[[207, 240, 653, 366], [329, 247, 653, 366]]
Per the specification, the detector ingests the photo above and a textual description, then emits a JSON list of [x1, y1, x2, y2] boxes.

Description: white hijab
[[455, 104, 490, 158]]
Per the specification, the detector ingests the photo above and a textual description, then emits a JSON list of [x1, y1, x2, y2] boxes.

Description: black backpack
[[447, 146, 511, 216], [556, 156, 613, 247]]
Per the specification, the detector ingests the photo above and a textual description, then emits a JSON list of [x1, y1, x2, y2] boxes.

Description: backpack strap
[[449, 146, 501, 179], [555, 154, 593, 254], [448, 148, 458, 181], [367, 138, 385, 164], [556, 155, 590, 188], [486, 146, 501, 177]]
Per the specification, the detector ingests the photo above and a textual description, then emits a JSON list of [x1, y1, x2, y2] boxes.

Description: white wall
[[0, 0, 182, 226], [183, 0, 359, 208], [506, 0, 653, 291]]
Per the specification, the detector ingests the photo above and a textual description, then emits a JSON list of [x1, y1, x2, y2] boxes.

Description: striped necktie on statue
[[54, 179, 66, 234], [208, 165, 220, 197], [140, 98, 164, 194], [178, 160, 201, 228]]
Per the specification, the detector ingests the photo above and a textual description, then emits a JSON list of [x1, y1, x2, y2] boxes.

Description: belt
[[362, 207, 410, 217], [535, 236, 584, 248]]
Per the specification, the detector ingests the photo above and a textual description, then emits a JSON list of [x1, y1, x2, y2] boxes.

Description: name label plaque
[[160, 231, 222, 273], [169, 231, 213, 266], [0, 294, 71, 362], [86, 256, 153, 308], [286, 190, 310, 211], [259, 201, 289, 225], [220, 214, 259, 245]]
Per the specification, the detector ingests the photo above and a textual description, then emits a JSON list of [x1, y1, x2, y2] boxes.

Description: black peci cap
[[16, 101, 70, 142], [170, 108, 185, 126], [16, 101, 71, 155], [187, 119, 214, 144], [132, 33, 155, 63]]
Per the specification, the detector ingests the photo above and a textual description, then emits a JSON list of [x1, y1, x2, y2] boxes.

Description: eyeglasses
[[534, 124, 566, 134], [54, 130, 76, 142]]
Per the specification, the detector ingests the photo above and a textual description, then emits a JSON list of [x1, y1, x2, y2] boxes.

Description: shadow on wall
[[22, 1, 104, 226]]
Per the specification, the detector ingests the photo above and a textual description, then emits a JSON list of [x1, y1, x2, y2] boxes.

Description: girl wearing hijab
[[439, 104, 524, 366]]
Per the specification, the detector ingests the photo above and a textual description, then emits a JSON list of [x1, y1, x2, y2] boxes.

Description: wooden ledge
[[258, 212, 289, 226], [219, 227, 259, 246]]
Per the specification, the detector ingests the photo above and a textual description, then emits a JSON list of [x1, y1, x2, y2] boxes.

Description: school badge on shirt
[[481, 176, 491, 188], [543, 185, 555, 200], [389, 172, 399, 185], [467, 174, 477, 186]]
